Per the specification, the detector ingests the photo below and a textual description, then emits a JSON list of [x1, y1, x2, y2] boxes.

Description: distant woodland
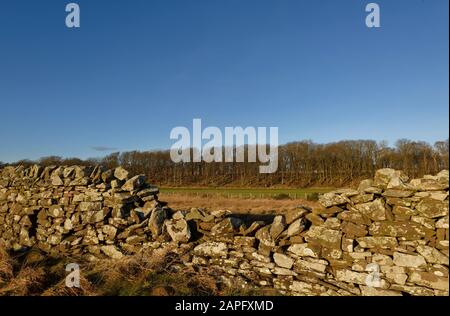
[[2, 139, 449, 188]]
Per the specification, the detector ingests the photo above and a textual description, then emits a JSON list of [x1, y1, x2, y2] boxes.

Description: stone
[[357, 179, 373, 192], [353, 198, 386, 221], [288, 243, 321, 258], [415, 198, 448, 218], [48, 205, 64, 218], [305, 226, 342, 249], [372, 254, 393, 265], [335, 269, 388, 288], [273, 253, 294, 269], [436, 217, 449, 229], [390, 284, 435, 296], [305, 213, 324, 226], [122, 175, 146, 191], [269, 215, 286, 239], [272, 267, 297, 276], [185, 208, 214, 222], [356, 237, 398, 249], [373, 168, 409, 189], [392, 206, 417, 217], [393, 252, 427, 268], [234, 236, 256, 247], [360, 286, 402, 296], [286, 218, 307, 237], [148, 208, 167, 237], [165, 219, 191, 243], [382, 190, 414, 198], [341, 238, 354, 252], [350, 194, 374, 204], [323, 217, 341, 230], [409, 178, 449, 191], [313, 205, 344, 216], [337, 211, 371, 226], [194, 242, 228, 258], [114, 167, 129, 181], [101, 245, 124, 259], [255, 225, 275, 247], [408, 272, 449, 291], [211, 217, 243, 236], [341, 222, 368, 238], [369, 221, 429, 240], [284, 207, 309, 224], [319, 192, 350, 208], [294, 259, 327, 273], [415, 245, 448, 265], [89, 207, 111, 223]]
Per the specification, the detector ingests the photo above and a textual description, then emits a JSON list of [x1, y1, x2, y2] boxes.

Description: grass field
[[158, 187, 334, 213], [159, 187, 333, 199]]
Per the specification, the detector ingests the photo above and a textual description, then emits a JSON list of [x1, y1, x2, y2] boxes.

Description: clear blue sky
[[0, 0, 448, 163]]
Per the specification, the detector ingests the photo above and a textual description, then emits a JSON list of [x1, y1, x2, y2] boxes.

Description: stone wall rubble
[[0, 165, 448, 296]]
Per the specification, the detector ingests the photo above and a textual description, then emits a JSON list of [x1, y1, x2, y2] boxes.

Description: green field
[[159, 187, 333, 199]]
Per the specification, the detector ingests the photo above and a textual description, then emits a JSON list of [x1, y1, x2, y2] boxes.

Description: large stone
[[382, 190, 414, 198], [409, 178, 449, 191], [341, 222, 368, 238], [305, 213, 324, 226], [319, 192, 350, 208], [255, 226, 276, 247], [360, 286, 402, 296], [211, 217, 243, 236], [148, 208, 168, 237], [194, 242, 228, 258], [273, 253, 294, 269], [335, 269, 388, 289], [415, 245, 448, 265], [284, 207, 309, 224], [165, 219, 191, 243], [48, 205, 64, 218], [393, 252, 427, 268], [415, 198, 448, 218], [101, 245, 124, 259], [353, 198, 386, 221], [337, 211, 372, 226], [356, 237, 398, 249], [270, 215, 286, 239], [185, 208, 214, 222], [287, 243, 321, 258], [114, 167, 129, 181], [408, 272, 449, 291], [89, 207, 111, 223], [305, 226, 342, 249], [373, 168, 409, 189], [369, 221, 430, 240], [122, 175, 146, 191], [286, 218, 307, 237], [295, 259, 327, 273]]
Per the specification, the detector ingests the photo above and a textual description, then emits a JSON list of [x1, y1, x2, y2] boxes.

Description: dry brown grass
[[0, 245, 262, 296], [159, 193, 319, 214], [0, 244, 14, 285]]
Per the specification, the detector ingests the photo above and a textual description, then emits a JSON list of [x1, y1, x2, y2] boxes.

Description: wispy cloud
[[91, 146, 118, 152]]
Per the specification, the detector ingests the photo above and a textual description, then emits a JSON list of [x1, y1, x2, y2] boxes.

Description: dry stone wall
[[0, 165, 448, 296]]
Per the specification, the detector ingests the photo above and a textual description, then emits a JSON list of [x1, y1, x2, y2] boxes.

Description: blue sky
[[0, 0, 448, 163]]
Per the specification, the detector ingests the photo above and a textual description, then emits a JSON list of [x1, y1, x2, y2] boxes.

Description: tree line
[[3, 138, 448, 188]]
